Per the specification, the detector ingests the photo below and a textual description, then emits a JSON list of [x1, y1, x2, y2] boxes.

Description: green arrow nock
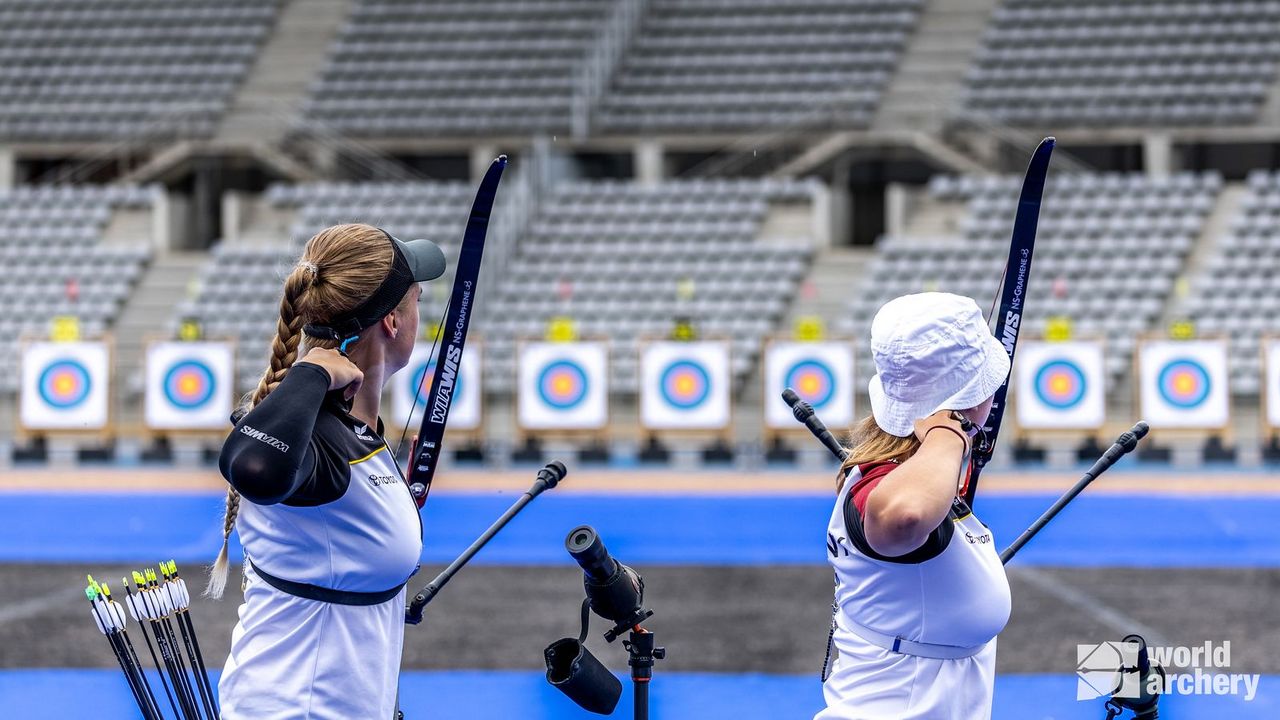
[[132, 570, 146, 588]]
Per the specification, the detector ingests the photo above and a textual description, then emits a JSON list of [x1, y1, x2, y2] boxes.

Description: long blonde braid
[[205, 224, 394, 598]]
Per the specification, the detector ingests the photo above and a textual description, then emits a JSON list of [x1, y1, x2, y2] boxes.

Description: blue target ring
[[538, 360, 589, 410], [1157, 359, 1211, 409], [784, 359, 836, 409], [659, 360, 711, 409], [410, 360, 463, 406], [1033, 360, 1087, 410], [38, 359, 92, 409], [163, 360, 216, 409]]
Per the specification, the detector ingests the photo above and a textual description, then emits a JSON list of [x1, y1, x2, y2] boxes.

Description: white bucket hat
[[867, 292, 1011, 437]]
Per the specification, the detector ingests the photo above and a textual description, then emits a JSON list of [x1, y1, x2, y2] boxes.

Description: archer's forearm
[[218, 363, 328, 504], [863, 432, 966, 553]]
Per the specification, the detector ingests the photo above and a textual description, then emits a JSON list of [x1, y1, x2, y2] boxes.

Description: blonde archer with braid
[[206, 223, 393, 598], [211, 223, 446, 719]]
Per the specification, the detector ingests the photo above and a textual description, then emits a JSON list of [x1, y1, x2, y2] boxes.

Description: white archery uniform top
[[220, 410, 423, 720], [816, 462, 1011, 720]]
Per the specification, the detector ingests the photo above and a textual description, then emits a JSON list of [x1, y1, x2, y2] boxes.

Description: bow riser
[[403, 155, 508, 507]]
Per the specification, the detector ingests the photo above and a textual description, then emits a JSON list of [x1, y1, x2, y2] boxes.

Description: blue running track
[[0, 490, 1276, 566], [0, 669, 1273, 719]]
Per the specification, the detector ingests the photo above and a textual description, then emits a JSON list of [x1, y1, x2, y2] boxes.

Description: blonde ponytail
[[205, 223, 394, 599], [834, 416, 921, 493]]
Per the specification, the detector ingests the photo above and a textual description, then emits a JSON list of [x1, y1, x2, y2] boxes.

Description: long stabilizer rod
[[405, 460, 566, 625], [998, 422, 1148, 564]]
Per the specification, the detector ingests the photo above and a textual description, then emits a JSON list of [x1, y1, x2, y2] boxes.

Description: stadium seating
[[596, 0, 923, 132], [485, 178, 816, 392], [845, 171, 1222, 385], [181, 181, 477, 392], [301, 0, 613, 137], [182, 178, 816, 394], [963, 0, 1280, 127], [1181, 169, 1280, 395], [0, 0, 280, 141], [0, 185, 156, 391]]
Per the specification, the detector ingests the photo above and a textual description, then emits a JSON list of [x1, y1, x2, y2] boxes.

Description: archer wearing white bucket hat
[[815, 292, 1012, 720], [868, 292, 1011, 438]]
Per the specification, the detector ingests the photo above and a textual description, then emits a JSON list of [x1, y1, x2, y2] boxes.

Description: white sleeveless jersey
[[816, 464, 1011, 720], [220, 413, 423, 720]]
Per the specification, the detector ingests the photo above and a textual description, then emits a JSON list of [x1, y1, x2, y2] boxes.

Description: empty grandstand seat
[[196, 178, 819, 396], [1182, 170, 1280, 392], [849, 171, 1221, 387], [487, 178, 819, 393], [0, 0, 280, 141], [0, 184, 155, 393], [300, 0, 612, 137], [963, 0, 1280, 127], [596, 0, 923, 133]]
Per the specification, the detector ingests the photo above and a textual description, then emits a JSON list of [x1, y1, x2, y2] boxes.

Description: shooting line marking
[[1009, 566, 1175, 662], [0, 587, 80, 626]]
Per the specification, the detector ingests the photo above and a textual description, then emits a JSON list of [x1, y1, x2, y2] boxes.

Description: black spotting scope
[[566, 525, 650, 640]]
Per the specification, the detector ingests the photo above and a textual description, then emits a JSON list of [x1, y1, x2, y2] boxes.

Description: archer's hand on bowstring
[[912, 410, 973, 458], [914, 409, 975, 497], [298, 347, 363, 401]]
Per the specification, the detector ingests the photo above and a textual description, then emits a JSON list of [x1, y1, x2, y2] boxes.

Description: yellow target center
[[799, 375, 820, 395], [53, 375, 75, 394], [1049, 375, 1070, 395], [178, 375, 199, 394], [675, 375, 696, 395], [1173, 373, 1195, 394], [552, 375, 574, 395]]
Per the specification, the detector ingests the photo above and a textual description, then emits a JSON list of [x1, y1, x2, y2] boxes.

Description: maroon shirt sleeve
[[850, 460, 973, 516], [849, 462, 899, 516]]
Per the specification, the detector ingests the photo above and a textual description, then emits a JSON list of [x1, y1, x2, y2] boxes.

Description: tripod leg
[[633, 678, 649, 720]]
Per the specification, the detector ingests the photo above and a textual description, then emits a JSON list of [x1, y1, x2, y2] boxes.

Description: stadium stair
[[873, 0, 1000, 133], [1162, 182, 1247, 330], [781, 247, 874, 331], [112, 252, 208, 430], [216, 0, 356, 146]]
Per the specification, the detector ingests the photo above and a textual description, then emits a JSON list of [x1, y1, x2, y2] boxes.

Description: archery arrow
[[161, 560, 219, 718], [88, 578, 162, 720]]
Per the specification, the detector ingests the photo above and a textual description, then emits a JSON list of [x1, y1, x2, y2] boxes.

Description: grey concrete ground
[[2, 565, 1277, 676]]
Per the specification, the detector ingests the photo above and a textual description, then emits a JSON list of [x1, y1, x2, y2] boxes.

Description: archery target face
[[518, 342, 608, 429], [538, 360, 590, 409], [641, 341, 730, 429], [1139, 340, 1228, 429], [1034, 360, 1087, 409], [163, 361, 216, 409], [659, 360, 710, 409], [22, 341, 110, 430], [1015, 342, 1105, 429], [144, 342, 234, 430], [1156, 359, 1211, 408], [39, 360, 92, 409], [394, 344, 481, 431], [764, 342, 855, 429]]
